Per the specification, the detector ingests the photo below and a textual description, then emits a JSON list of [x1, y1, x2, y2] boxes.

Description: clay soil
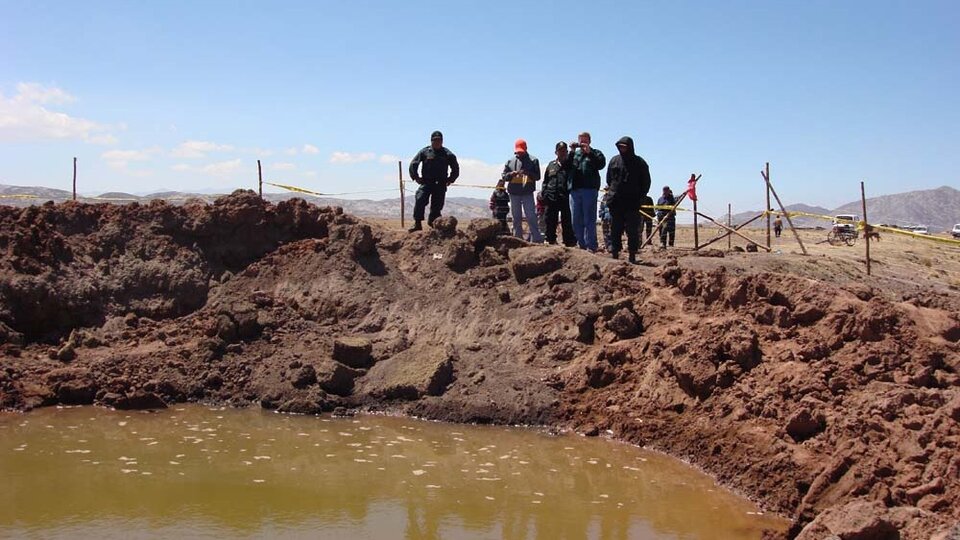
[[2, 192, 958, 539]]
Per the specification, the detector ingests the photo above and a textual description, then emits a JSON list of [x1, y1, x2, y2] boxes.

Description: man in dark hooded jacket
[[604, 136, 651, 263]]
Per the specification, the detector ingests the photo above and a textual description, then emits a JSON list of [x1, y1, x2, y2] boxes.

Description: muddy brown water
[[0, 406, 786, 539]]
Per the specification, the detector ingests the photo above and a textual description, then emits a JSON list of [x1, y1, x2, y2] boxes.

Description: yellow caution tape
[[0, 194, 40, 199], [265, 181, 327, 197], [760, 209, 960, 246]]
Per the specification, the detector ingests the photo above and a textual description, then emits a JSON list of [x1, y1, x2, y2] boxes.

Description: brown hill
[[732, 186, 960, 232], [0, 191, 958, 538], [833, 185, 960, 233]]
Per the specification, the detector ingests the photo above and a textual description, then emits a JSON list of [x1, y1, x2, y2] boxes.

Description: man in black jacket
[[605, 136, 651, 263], [408, 131, 460, 232], [541, 142, 576, 246]]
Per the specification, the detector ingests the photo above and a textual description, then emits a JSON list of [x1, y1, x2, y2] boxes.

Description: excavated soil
[[1, 191, 959, 539]]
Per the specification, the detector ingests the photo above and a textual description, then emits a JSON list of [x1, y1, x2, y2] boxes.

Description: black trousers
[[660, 219, 676, 247], [543, 198, 576, 246], [610, 206, 640, 254], [639, 213, 653, 246], [413, 182, 446, 223]]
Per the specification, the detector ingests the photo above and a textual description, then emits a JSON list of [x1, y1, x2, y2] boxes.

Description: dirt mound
[[1, 192, 958, 538]]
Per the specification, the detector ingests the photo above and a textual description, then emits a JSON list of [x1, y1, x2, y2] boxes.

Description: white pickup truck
[[952, 224, 960, 238], [832, 214, 859, 234]]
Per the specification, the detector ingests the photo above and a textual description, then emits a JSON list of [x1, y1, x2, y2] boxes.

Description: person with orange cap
[[501, 138, 542, 242], [408, 130, 460, 232]]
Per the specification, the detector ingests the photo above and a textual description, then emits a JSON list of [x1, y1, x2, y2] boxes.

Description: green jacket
[[567, 146, 606, 191]]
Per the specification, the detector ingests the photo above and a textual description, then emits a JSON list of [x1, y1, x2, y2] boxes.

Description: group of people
[[408, 130, 679, 263]]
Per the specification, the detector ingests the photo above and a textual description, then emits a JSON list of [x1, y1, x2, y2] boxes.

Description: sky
[[1, 0, 958, 218]]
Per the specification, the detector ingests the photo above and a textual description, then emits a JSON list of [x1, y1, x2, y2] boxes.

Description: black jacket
[[501, 152, 541, 195], [409, 146, 460, 184], [605, 136, 651, 210], [541, 159, 571, 202]]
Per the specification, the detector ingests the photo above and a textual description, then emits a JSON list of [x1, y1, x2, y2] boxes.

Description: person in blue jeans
[[566, 132, 606, 252], [501, 139, 542, 243]]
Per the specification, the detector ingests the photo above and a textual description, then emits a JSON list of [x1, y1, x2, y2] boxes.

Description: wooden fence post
[[398, 161, 405, 229], [765, 162, 771, 249], [762, 169, 808, 255], [72, 157, 77, 201], [861, 181, 871, 276], [257, 160, 263, 199], [727, 203, 732, 250]]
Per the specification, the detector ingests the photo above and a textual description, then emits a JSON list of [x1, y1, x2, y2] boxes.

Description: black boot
[[628, 252, 637, 264], [408, 221, 422, 232], [611, 251, 619, 260]]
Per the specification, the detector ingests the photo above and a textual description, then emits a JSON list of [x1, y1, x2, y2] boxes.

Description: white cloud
[[171, 158, 244, 177], [271, 162, 296, 171], [101, 147, 161, 174], [170, 140, 235, 159], [302, 144, 320, 155], [0, 82, 118, 144], [88, 134, 119, 145], [102, 148, 157, 162], [284, 147, 298, 156], [330, 151, 377, 164], [456, 158, 503, 185], [202, 159, 243, 176], [379, 154, 401, 164], [13, 82, 76, 105]]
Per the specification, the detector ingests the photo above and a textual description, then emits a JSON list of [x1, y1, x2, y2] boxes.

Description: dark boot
[[408, 221, 422, 232], [628, 252, 637, 264], [611, 251, 619, 260]]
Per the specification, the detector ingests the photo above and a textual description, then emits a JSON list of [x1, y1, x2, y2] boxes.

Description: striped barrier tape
[[762, 210, 960, 246]]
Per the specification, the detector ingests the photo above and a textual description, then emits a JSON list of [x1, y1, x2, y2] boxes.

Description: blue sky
[[1, 0, 957, 217]]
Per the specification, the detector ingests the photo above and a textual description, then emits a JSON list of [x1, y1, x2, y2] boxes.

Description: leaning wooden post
[[727, 203, 732, 250], [72, 157, 77, 201], [398, 161, 405, 229], [257, 160, 263, 199], [692, 199, 699, 249], [643, 174, 699, 248], [861, 180, 871, 276], [765, 162, 771, 248], [696, 211, 771, 252], [762, 169, 808, 255]]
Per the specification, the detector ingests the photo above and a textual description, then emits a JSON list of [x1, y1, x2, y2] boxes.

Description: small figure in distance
[[639, 194, 655, 248], [773, 214, 783, 238], [656, 185, 677, 249], [489, 179, 510, 234], [598, 191, 613, 252], [408, 130, 460, 232]]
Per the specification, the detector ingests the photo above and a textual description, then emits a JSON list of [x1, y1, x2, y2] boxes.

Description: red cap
[[514, 139, 527, 153]]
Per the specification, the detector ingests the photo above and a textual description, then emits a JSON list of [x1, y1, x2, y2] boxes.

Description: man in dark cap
[[605, 136, 651, 263], [540, 141, 576, 246], [408, 130, 460, 231]]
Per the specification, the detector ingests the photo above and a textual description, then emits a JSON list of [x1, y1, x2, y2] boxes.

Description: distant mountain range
[[2, 183, 957, 231], [730, 186, 960, 233]]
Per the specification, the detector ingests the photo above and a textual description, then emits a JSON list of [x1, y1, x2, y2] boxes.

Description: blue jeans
[[509, 193, 542, 243], [570, 188, 598, 251]]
